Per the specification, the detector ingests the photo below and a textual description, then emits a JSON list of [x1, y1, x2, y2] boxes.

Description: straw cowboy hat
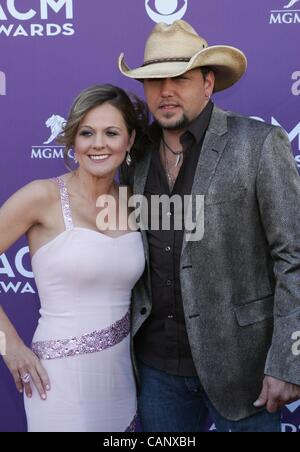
[[118, 20, 247, 92]]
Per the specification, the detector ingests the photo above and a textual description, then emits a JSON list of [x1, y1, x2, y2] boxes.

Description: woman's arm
[[0, 306, 50, 400], [0, 180, 53, 400], [0, 180, 50, 253]]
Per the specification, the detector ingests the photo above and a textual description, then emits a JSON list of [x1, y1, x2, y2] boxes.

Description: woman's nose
[[92, 135, 105, 150]]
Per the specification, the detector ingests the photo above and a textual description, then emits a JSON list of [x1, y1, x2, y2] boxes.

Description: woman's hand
[[3, 335, 51, 400]]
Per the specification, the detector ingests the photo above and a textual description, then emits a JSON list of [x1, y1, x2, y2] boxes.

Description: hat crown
[[144, 20, 208, 64], [119, 19, 247, 93]]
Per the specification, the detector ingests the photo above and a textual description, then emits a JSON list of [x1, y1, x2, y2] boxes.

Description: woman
[[0, 85, 147, 432]]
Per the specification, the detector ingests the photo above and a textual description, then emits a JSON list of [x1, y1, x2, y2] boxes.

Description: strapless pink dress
[[24, 177, 145, 432]]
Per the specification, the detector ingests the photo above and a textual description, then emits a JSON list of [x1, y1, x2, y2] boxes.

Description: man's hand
[[254, 376, 300, 413]]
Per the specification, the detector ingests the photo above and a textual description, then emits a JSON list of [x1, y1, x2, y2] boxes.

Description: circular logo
[[155, 0, 178, 15], [145, 0, 188, 24]]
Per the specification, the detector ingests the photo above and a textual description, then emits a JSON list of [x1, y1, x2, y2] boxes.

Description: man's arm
[[255, 126, 300, 411]]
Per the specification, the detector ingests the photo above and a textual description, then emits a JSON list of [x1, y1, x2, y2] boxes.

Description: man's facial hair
[[156, 114, 191, 131]]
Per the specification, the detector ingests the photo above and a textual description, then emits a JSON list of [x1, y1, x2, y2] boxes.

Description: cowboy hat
[[118, 20, 247, 92]]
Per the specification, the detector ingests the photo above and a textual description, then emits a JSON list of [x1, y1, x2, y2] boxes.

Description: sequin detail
[[125, 413, 138, 432], [32, 310, 130, 360], [53, 177, 74, 231]]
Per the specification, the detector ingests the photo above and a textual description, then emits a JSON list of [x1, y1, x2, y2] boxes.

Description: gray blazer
[[130, 105, 300, 421]]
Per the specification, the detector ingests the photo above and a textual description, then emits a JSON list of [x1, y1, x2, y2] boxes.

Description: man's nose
[[161, 78, 175, 97]]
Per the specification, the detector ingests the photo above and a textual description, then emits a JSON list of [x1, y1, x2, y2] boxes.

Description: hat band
[[142, 57, 190, 67]]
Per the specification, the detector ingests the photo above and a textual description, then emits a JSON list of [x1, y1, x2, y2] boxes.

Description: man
[[118, 20, 300, 432]]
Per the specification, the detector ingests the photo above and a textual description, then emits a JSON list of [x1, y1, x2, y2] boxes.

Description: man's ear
[[205, 71, 215, 96]]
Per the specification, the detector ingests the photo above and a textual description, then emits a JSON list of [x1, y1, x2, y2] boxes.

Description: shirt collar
[[187, 100, 213, 145]]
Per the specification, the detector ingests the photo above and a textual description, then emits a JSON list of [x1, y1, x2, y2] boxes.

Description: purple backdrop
[[0, 0, 299, 432]]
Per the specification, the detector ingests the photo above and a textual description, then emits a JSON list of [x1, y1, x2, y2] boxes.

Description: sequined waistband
[[32, 310, 130, 360]]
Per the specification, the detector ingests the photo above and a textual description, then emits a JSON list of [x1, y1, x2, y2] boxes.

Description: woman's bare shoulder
[[15, 175, 69, 226], [20, 174, 68, 205]]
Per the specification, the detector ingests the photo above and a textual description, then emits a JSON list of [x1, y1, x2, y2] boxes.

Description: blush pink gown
[[24, 177, 145, 432]]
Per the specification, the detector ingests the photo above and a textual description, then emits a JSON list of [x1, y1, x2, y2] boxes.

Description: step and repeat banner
[[0, 0, 299, 432]]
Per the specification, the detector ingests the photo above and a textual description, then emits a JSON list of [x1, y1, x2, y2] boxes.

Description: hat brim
[[118, 46, 247, 92]]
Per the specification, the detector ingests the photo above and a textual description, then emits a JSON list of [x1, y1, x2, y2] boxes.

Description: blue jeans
[[137, 361, 282, 432]]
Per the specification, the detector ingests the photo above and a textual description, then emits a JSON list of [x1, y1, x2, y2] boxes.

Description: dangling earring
[[74, 152, 78, 164], [126, 151, 132, 167]]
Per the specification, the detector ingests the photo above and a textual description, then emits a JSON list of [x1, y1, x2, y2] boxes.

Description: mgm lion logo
[[44, 114, 66, 145], [284, 0, 300, 8]]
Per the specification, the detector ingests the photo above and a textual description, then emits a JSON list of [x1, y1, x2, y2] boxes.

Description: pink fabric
[[24, 177, 145, 432]]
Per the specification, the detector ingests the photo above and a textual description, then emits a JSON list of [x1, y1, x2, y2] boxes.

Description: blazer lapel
[[181, 106, 229, 255], [133, 152, 152, 263], [133, 152, 152, 197]]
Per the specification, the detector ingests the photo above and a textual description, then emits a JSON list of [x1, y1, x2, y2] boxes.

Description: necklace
[[162, 137, 184, 167], [162, 142, 177, 192]]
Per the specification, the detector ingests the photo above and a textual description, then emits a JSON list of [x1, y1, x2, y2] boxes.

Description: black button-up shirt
[[135, 101, 213, 377]]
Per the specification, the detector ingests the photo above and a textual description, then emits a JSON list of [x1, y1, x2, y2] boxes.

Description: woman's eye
[[80, 131, 92, 137], [107, 131, 118, 137]]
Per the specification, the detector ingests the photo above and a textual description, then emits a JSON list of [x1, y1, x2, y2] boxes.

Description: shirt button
[[166, 212, 172, 217], [168, 314, 174, 320], [140, 308, 147, 315], [166, 280, 172, 287], [165, 246, 171, 252]]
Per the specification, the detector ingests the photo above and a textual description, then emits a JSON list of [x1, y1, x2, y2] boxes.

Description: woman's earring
[[74, 152, 78, 164], [126, 151, 132, 167]]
